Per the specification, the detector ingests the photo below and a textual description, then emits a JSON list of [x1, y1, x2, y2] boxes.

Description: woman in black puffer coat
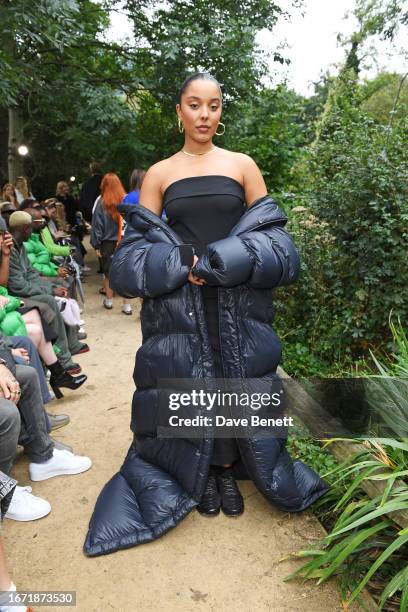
[[84, 73, 328, 557]]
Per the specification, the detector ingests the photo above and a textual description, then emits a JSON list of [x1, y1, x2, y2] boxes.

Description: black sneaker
[[197, 472, 221, 517], [216, 468, 244, 517]]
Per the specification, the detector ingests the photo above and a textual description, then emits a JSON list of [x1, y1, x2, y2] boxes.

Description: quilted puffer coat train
[[84, 194, 328, 557]]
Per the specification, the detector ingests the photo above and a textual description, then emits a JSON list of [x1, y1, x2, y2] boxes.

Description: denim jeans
[[10, 336, 52, 405], [0, 399, 21, 475], [15, 365, 54, 463]]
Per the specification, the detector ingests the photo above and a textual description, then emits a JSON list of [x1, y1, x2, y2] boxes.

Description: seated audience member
[[0, 287, 25, 337], [29, 208, 82, 305], [19, 199, 39, 211], [41, 203, 87, 271], [5, 212, 89, 370], [0, 218, 83, 375], [0, 203, 17, 228], [41, 202, 71, 256], [0, 335, 92, 522], [0, 299, 86, 398], [1, 184, 17, 207], [44, 199, 64, 236], [14, 177, 34, 207], [23, 209, 70, 278], [5, 331, 73, 441], [0, 471, 28, 609]]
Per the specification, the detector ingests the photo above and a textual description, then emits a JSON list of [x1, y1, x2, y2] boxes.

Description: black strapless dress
[[164, 175, 246, 465]]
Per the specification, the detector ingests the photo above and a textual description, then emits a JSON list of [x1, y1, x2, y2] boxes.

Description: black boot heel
[[51, 385, 64, 399], [48, 361, 87, 395]]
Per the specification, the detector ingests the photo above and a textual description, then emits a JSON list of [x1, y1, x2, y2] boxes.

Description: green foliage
[[286, 319, 408, 610], [225, 85, 310, 198], [0, 0, 296, 194], [287, 437, 408, 609], [288, 436, 340, 486], [125, 0, 287, 107], [278, 68, 408, 363], [360, 72, 408, 123], [0, 0, 144, 191]]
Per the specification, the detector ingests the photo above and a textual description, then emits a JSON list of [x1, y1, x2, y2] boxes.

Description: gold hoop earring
[[178, 118, 184, 134], [215, 122, 225, 136]]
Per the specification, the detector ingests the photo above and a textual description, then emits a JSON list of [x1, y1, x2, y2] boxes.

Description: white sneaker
[[82, 265, 91, 272], [0, 582, 31, 611], [122, 304, 132, 315], [4, 486, 51, 521], [78, 319, 85, 326], [29, 448, 92, 482], [78, 325, 86, 333]]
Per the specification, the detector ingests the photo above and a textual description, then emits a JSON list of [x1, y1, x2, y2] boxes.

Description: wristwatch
[[0, 358, 9, 367]]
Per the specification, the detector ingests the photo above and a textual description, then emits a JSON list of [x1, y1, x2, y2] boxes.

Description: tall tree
[[0, 0, 139, 182], [124, 0, 293, 137]]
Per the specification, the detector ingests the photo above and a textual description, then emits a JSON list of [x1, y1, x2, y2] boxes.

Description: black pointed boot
[[48, 361, 87, 399]]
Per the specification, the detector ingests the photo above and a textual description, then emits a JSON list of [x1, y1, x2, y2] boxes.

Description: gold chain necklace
[[181, 146, 217, 157]]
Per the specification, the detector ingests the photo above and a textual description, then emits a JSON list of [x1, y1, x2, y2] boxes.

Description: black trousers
[[202, 286, 239, 466]]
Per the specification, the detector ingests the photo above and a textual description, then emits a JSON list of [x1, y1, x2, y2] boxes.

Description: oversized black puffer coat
[[84, 195, 328, 557]]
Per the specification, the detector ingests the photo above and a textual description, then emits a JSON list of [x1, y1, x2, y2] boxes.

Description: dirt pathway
[[4, 249, 352, 611]]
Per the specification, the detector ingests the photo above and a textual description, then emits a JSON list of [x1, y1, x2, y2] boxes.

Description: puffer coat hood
[[84, 195, 328, 557]]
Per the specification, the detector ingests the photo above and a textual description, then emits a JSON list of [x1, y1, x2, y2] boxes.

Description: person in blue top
[[122, 169, 145, 205], [123, 168, 167, 222]]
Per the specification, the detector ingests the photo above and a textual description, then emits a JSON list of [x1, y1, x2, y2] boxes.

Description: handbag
[[54, 296, 82, 326]]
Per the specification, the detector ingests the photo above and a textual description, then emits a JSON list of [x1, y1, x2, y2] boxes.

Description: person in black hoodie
[[79, 162, 102, 223]]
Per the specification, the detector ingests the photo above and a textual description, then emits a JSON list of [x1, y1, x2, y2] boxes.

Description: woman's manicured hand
[[188, 255, 206, 285]]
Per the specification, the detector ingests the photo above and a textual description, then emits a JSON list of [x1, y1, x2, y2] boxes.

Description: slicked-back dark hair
[[178, 72, 222, 104]]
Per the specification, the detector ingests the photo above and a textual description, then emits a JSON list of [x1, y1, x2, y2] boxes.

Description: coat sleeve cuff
[[144, 243, 192, 297], [192, 236, 253, 286]]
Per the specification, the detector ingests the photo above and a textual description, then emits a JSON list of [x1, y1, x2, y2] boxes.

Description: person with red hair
[[90, 173, 132, 313]]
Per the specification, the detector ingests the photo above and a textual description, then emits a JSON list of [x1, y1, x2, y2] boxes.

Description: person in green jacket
[[23, 208, 70, 280], [41, 202, 87, 269], [40, 223, 70, 257], [24, 232, 59, 277], [0, 287, 27, 337], [40, 205, 71, 258]]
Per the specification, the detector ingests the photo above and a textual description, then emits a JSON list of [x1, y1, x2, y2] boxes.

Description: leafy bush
[[275, 70, 408, 364], [286, 318, 408, 610]]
